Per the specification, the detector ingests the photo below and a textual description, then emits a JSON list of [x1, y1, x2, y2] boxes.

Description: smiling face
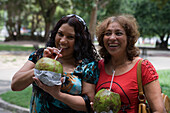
[[55, 23, 75, 59], [103, 22, 127, 57]]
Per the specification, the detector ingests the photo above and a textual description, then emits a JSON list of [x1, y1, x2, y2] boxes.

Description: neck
[[110, 55, 129, 70], [58, 55, 75, 64], [105, 56, 131, 75], [58, 57, 77, 73]]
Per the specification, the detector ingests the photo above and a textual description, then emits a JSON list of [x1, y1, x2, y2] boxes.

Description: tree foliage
[[35, 0, 71, 41], [134, 0, 170, 48], [3, 0, 30, 40], [71, 0, 122, 40], [0, 0, 124, 42], [1, 0, 169, 49]]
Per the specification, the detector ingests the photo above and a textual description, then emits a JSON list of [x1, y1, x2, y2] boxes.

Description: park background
[[0, 0, 170, 113]]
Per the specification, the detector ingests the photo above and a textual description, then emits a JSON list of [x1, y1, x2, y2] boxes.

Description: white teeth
[[109, 44, 118, 47], [60, 45, 68, 49]]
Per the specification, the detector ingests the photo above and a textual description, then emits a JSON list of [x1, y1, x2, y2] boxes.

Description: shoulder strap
[[137, 59, 145, 102]]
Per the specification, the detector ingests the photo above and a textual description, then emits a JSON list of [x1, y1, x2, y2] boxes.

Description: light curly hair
[[96, 14, 140, 63]]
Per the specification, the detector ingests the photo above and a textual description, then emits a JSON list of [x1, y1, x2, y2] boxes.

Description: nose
[[60, 36, 67, 44], [110, 33, 116, 40]]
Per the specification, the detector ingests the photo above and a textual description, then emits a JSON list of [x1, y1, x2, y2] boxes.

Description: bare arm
[[82, 81, 96, 112], [82, 81, 95, 102], [56, 91, 87, 111], [144, 80, 166, 113], [11, 60, 35, 91]]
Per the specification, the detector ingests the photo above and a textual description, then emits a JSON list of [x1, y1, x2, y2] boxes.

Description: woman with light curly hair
[[95, 14, 166, 113]]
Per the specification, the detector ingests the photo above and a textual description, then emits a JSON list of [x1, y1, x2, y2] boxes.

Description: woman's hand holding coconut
[[33, 46, 64, 98], [33, 76, 65, 99], [33, 46, 64, 89]]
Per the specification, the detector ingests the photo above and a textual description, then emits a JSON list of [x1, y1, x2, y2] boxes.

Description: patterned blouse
[[28, 48, 99, 113]]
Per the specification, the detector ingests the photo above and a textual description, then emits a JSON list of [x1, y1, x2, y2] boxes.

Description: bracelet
[[81, 94, 91, 113]]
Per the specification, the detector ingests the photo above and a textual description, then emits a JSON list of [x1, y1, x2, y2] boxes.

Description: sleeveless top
[[28, 48, 99, 113], [96, 59, 158, 113]]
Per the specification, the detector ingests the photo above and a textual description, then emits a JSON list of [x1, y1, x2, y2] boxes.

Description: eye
[[57, 32, 63, 37], [104, 32, 112, 36], [115, 32, 123, 36], [67, 36, 75, 39]]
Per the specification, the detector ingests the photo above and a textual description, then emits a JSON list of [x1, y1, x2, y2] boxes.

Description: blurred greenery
[[134, 0, 170, 49], [0, 0, 169, 48], [0, 87, 32, 108], [157, 70, 170, 96], [0, 44, 34, 51]]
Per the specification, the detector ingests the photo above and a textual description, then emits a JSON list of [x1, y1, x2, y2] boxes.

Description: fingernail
[[53, 50, 57, 53]]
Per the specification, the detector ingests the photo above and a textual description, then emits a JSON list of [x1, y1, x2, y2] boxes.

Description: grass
[[0, 44, 34, 51], [157, 70, 170, 96], [0, 87, 32, 108], [0, 70, 169, 109]]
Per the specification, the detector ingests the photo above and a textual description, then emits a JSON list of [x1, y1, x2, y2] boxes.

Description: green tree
[[71, 0, 97, 41], [2, 0, 29, 41], [118, 0, 141, 14], [134, 0, 170, 49], [26, 1, 44, 40], [0, 0, 124, 42], [71, 0, 122, 41], [1, 0, 45, 41], [36, 0, 71, 41], [0, 1, 5, 29], [1, 0, 71, 41]]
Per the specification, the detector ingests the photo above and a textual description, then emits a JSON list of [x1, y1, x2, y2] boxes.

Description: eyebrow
[[58, 30, 75, 36], [105, 29, 112, 32], [105, 29, 123, 32], [115, 29, 124, 32]]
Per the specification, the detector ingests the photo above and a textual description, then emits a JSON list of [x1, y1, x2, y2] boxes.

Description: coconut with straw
[[93, 70, 121, 113]]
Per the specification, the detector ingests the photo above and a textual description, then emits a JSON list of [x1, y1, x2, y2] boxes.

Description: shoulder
[[141, 59, 157, 74], [81, 60, 100, 84], [75, 59, 99, 73], [83, 60, 99, 72], [98, 59, 104, 69], [141, 59, 159, 86], [28, 48, 44, 64]]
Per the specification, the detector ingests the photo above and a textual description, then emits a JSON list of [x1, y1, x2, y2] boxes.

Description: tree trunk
[[16, 18, 21, 40], [159, 35, 168, 49], [89, 0, 98, 42], [37, 0, 57, 41], [6, 19, 17, 41], [44, 21, 51, 41]]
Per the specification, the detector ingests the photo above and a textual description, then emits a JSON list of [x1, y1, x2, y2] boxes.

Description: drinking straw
[[54, 48, 62, 60], [109, 70, 115, 91]]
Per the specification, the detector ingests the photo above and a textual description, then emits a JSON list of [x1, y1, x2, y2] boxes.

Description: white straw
[[109, 70, 115, 91], [54, 48, 62, 60]]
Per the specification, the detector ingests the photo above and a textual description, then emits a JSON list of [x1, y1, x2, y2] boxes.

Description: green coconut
[[94, 89, 121, 113], [35, 57, 63, 74]]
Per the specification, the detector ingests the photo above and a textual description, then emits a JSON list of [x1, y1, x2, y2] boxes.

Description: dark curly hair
[[96, 14, 140, 63], [46, 14, 100, 62]]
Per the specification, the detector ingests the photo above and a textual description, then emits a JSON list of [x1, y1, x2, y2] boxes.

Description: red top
[[96, 59, 158, 113]]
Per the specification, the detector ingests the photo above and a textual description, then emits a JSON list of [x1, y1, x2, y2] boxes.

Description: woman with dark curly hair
[[95, 14, 166, 113], [11, 14, 100, 113]]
